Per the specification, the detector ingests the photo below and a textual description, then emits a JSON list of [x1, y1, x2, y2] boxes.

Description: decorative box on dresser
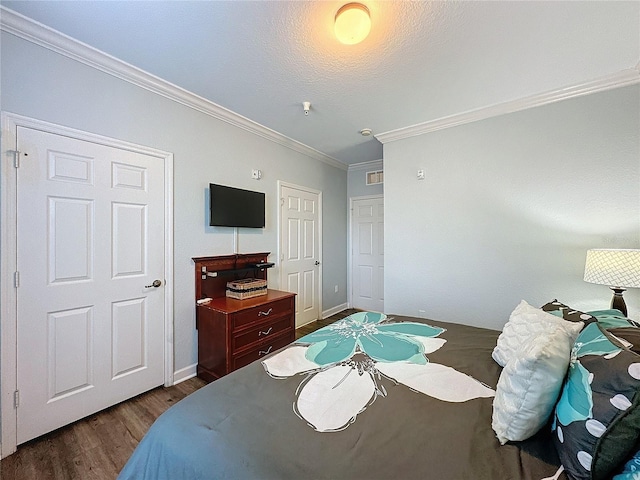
[[193, 252, 296, 382]]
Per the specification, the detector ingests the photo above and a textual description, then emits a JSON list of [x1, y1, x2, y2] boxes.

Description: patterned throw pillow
[[588, 309, 637, 329], [613, 449, 640, 479], [541, 299, 596, 325], [610, 328, 640, 354], [553, 323, 640, 480]]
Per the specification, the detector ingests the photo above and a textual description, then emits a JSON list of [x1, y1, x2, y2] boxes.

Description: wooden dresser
[[193, 253, 296, 382]]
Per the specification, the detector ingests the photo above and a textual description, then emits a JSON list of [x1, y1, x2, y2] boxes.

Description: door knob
[[145, 279, 162, 288], [314, 261, 321, 266]]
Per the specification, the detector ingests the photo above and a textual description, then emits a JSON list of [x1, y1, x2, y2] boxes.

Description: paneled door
[[351, 196, 384, 312], [279, 184, 321, 327], [16, 127, 165, 444]]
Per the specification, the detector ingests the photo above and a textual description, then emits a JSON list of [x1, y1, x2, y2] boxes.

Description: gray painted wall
[[384, 85, 640, 329], [1, 33, 348, 372], [3, 30, 639, 373]]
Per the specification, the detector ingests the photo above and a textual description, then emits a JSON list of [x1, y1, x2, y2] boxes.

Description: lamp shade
[[584, 249, 640, 288]]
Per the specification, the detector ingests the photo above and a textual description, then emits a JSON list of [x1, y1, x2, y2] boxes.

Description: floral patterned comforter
[[263, 312, 495, 432], [119, 313, 563, 480]]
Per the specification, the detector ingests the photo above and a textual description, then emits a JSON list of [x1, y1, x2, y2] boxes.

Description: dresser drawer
[[232, 332, 293, 371], [233, 315, 292, 351], [232, 298, 293, 330]]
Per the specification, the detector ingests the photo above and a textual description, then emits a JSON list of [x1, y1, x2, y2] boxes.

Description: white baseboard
[[322, 303, 348, 319], [173, 363, 197, 385]]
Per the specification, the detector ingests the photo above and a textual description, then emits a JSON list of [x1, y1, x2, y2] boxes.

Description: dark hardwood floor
[[0, 308, 358, 480]]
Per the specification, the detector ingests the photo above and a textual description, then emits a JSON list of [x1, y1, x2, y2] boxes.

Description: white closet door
[[351, 196, 384, 313], [280, 184, 321, 327], [16, 126, 165, 444]]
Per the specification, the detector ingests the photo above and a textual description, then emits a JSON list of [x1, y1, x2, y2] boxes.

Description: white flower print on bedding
[[262, 311, 495, 432]]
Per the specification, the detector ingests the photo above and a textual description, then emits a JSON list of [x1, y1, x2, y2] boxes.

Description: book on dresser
[[192, 253, 296, 382]]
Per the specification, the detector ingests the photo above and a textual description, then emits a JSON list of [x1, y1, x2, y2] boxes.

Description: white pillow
[[492, 325, 574, 444], [492, 300, 583, 367]]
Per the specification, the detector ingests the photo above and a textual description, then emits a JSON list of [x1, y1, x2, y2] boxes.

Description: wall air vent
[[366, 170, 383, 185]]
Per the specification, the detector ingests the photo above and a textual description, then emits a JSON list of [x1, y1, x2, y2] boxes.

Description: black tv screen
[[209, 183, 265, 228]]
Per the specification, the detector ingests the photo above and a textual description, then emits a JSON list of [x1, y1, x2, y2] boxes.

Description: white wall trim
[[173, 363, 198, 385], [163, 136, 175, 389], [0, 6, 347, 172], [348, 159, 383, 171], [322, 303, 348, 319], [376, 68, 640, 144], [1, 114, 19, 459], [0, 112, 175, 458]]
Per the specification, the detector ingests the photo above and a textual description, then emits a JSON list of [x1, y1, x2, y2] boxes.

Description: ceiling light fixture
[[360, 128, 372, 136], [334, 3, 371, 45]]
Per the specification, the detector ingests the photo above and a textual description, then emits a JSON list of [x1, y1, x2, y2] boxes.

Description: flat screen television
[[209, 183, 265, 228]]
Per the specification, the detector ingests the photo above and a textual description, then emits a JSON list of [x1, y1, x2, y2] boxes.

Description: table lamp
[[583, 248, 640, 316]]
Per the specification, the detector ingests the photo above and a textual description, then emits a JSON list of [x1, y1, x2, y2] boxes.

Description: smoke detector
[[360, 128, 372, 136]]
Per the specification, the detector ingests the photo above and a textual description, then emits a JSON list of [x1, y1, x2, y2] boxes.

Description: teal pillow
[[590, 309, 626, 316], [588, 310, 636, 329], [552, 323, 640, 480]]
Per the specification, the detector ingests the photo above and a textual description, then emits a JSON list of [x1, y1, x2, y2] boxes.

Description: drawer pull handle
[[259, 327, 273, 337], [258, 308, 273, 317], [259, 346, 273, 356]]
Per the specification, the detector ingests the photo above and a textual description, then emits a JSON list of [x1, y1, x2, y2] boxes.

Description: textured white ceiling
[[2, 0, 639, 164]]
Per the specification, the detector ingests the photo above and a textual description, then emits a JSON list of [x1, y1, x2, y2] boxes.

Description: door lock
[[145, 279, 162, 288]]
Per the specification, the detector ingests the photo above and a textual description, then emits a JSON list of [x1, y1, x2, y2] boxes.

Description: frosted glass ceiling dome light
[[334, 3, 371, 45]]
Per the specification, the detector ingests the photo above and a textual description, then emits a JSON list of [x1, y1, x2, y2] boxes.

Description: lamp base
[[610, 287, 628, 317]]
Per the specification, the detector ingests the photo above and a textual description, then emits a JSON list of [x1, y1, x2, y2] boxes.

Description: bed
[[120, 304, 640, 480], [119, 310, 574, 480]]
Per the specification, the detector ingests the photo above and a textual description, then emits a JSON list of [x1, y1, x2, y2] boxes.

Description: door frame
[[348, 194, 384, 310], [0, 112, 174, 458], [277, 181, 323, 323]]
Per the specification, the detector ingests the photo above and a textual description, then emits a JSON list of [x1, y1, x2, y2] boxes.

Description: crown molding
[[376, 67, 640, 144], [348, 159, 383, 171], [0, 7, 347, 171]]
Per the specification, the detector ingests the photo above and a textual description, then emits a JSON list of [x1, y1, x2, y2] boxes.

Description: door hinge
[[14, 390, 19, 408], [11, 150, 20, 168], [14, 271, 20, 288], [280, 198, 284, 206]]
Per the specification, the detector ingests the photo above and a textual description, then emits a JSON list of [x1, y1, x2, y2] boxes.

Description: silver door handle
[[145, 279, 162, 288]]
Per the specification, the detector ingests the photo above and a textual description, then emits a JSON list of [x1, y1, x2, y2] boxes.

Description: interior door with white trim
[[16, 126, 165, 444], [280, 184, 320, 327], [351, 196, 384, 312]]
